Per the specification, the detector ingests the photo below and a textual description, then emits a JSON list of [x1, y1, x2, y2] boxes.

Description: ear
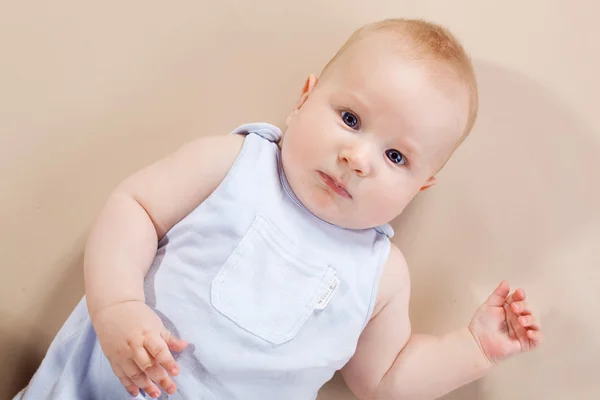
[[296, 73, 318, 109], [286, 74, 318, 125], [419, 176, 437, 192]]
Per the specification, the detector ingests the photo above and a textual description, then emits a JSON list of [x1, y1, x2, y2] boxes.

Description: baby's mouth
[[318, 171, 352, 199]]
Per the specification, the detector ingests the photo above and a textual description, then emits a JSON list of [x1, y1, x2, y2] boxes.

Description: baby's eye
[[386, 149, 405, 165], [341, 111, 360, 129]]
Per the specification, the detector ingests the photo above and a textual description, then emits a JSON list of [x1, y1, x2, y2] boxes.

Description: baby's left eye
[[386, 149, 405, 165]]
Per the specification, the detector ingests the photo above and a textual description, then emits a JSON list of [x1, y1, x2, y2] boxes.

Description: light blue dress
[[16, 123, 393, 400]]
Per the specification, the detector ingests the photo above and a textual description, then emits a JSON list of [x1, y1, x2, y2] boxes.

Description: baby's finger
[[162, 330, 189, 354], [147, 332, 180, 376], [112, 364, 139, 396], [484, 281, 510, 306], [503, 303, 516, 339], [510, 301, 532, 315], [122, 359, 161, 398], [518, 315, 541, 330], [508, 306, 529, 343], [144, 334, 178, 393], [527, 329, 544, 345], [132, 345, 172, 396], [506, 289, 526, 305]]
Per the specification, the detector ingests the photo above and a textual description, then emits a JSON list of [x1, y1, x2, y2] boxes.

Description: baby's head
[[281, 19, 478, 229]]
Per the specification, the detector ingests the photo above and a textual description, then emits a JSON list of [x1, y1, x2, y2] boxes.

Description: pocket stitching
[[259, 225, 326, 277], [212, 216, 264, 285], [211, 215, 331, 344]]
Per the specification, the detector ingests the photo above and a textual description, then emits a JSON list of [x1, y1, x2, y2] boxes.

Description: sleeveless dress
[[16, 122, 393, 400]]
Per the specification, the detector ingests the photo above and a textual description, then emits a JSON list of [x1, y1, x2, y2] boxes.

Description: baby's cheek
[[284, 137, 314, 167], [367, 192, 409, 224]]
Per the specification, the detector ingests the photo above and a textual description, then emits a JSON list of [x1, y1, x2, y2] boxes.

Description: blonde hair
[[321, 19, 478, 142]]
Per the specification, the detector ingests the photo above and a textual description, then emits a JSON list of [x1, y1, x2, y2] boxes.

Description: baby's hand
[[468, 281, 543, 364], [92, 301, 188, 398]]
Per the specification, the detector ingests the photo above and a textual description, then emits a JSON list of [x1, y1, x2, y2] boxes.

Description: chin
[[327, 208, 396, 230], [311, 206, 371, 230]]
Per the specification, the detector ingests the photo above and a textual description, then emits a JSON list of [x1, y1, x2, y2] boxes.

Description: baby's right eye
[[341, 111, 360, 129]]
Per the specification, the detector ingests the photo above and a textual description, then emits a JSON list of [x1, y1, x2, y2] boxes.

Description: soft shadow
[[317, 373, 357, 400], [34, 238, 86, 340], [0, 320, 47, 400], [392, 60, 598, 399], [317, 371, 481, 400], [4, 236, 86, 399]]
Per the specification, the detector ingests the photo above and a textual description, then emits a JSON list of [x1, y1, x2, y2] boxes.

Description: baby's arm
[[341, 244, 542, 400], [85, 134, 245, 397], [85, 134, 244, 315]]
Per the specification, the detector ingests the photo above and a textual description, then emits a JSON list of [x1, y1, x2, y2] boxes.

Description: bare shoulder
[[163, 133, 245, 168], [119, 133, 246, 196], [117, 133, 246, 238], [372, 242, 411, 318]]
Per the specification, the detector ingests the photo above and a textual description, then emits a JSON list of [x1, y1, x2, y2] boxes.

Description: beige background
[[1, 1, 598, 399]]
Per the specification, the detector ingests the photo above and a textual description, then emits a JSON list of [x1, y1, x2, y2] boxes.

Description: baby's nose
[[339, 145, 372, 176]]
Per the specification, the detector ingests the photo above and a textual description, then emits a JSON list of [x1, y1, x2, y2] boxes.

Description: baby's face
[[281, 36, 469, 229]]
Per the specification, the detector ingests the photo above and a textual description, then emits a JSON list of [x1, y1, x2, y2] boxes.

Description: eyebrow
[[398, 137, 419, 163], [342, 91, 372, 114]]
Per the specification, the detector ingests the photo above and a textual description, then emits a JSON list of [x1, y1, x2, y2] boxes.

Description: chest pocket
[[210, 215, 338, 345]]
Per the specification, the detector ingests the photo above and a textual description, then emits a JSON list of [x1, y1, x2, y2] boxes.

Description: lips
[[318, 172, 352, 199]]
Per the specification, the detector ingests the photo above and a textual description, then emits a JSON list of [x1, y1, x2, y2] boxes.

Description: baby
[[17, 18, 542, 400]]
